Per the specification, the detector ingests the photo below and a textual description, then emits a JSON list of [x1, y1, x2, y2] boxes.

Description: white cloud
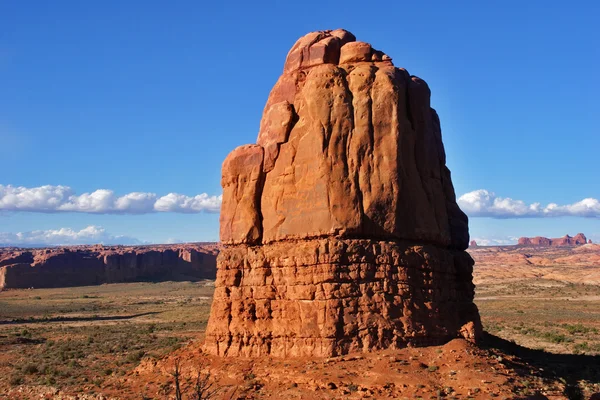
[[470, 236, 520, 246], [458, 190, 600, 219], [154, 193, 222, 213], [0, 185, 221, 214], [0, 225, 143, 246]]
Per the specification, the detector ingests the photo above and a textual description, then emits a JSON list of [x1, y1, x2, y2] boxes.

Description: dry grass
[[1, 252, 599, 398], [0, 281, 214, 397], [476, 279, 600, 356]]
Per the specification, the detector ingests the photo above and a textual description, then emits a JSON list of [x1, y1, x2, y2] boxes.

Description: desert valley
[[1, 238, 599, 399]]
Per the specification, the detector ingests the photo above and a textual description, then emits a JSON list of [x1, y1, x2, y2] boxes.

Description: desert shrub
[[23, 363, 38, 374], [541, 332, 573, 344], [563, 323, 597, 335], [573, 341, 600, 353], [9, 375, 23, 386], [573, 342, 590, 353], [126, 350, 145, 363]]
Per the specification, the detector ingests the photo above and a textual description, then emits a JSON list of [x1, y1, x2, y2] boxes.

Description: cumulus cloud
[[0, 185, 222, 214], [154, 193, 222, 213], [0, 226, 143, 246], [458, 190, 600, 218]]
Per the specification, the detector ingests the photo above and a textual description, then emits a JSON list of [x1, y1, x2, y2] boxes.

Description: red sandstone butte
[[0, 244, 218, 289], [518, 233, 588, 247], [204, 29, 482, 358]]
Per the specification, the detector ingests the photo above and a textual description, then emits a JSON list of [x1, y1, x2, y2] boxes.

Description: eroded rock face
[[0, 244, 218, 289], [205, 29, 481, 357], [518, 233, 588, 247]]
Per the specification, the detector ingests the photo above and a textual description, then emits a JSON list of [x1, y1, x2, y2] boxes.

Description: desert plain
[[0, 243, 598, 399]]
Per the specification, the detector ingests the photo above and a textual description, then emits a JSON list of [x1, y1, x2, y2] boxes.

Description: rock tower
[[204, 29, 482, 357]]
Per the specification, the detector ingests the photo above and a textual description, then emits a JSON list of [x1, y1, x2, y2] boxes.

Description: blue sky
[[1, 1, 598, 245]]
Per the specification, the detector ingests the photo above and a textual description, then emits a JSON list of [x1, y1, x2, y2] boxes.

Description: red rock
[[339, 41, 372, 63], [205, 29, 481, 358], [469, 240, 478, 247], [0, 244, 217, 289], [219, 145, 264, 245], [257, 101, 296, 173], [283, 29, 356, 73], [518, 233, 588, 247]]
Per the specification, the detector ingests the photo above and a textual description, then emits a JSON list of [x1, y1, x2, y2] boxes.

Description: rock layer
[[0, 244, 217, 289], [205, 29, 481, 357], [518, 233, 588, 247]]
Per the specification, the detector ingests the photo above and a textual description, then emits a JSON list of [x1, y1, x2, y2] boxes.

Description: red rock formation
[[204, 29, 481, 358], [518, 233, 588, 247], [469, 240, 478, 247], [589, 239, 593, 244], [0, 244, 217, 289]]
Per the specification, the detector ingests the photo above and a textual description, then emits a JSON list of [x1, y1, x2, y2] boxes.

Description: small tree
[[167, 358, 236, 400], [189, 369, 220, 400], [170, 359, 183, 400]]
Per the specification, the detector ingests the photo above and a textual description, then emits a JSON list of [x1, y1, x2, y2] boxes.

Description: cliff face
[[0, 244, 218, 289], [518, 233, 588, 247], [204, 29, 481, 358]]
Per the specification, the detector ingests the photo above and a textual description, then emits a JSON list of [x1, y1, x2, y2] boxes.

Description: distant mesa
[[517, 233, 588, 247], [469, 240, 478, 247], [589, 239, 593, 244], [0, 244, 218, 290], [204, 29, 482, 358]]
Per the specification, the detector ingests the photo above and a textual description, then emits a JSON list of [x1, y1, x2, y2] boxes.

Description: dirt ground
[[0, 245, 599, 399]]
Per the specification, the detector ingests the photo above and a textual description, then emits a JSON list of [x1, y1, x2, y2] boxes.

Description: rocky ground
[[0, 244, 598, 399]]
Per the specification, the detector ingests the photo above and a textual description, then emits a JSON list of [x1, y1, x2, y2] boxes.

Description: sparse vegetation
[[477, 279, 600, 356], [0, 281, 214, 395], [0, 256, 598, 398], [167, 358, 234, 400], [476, 272, 600, 398]]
